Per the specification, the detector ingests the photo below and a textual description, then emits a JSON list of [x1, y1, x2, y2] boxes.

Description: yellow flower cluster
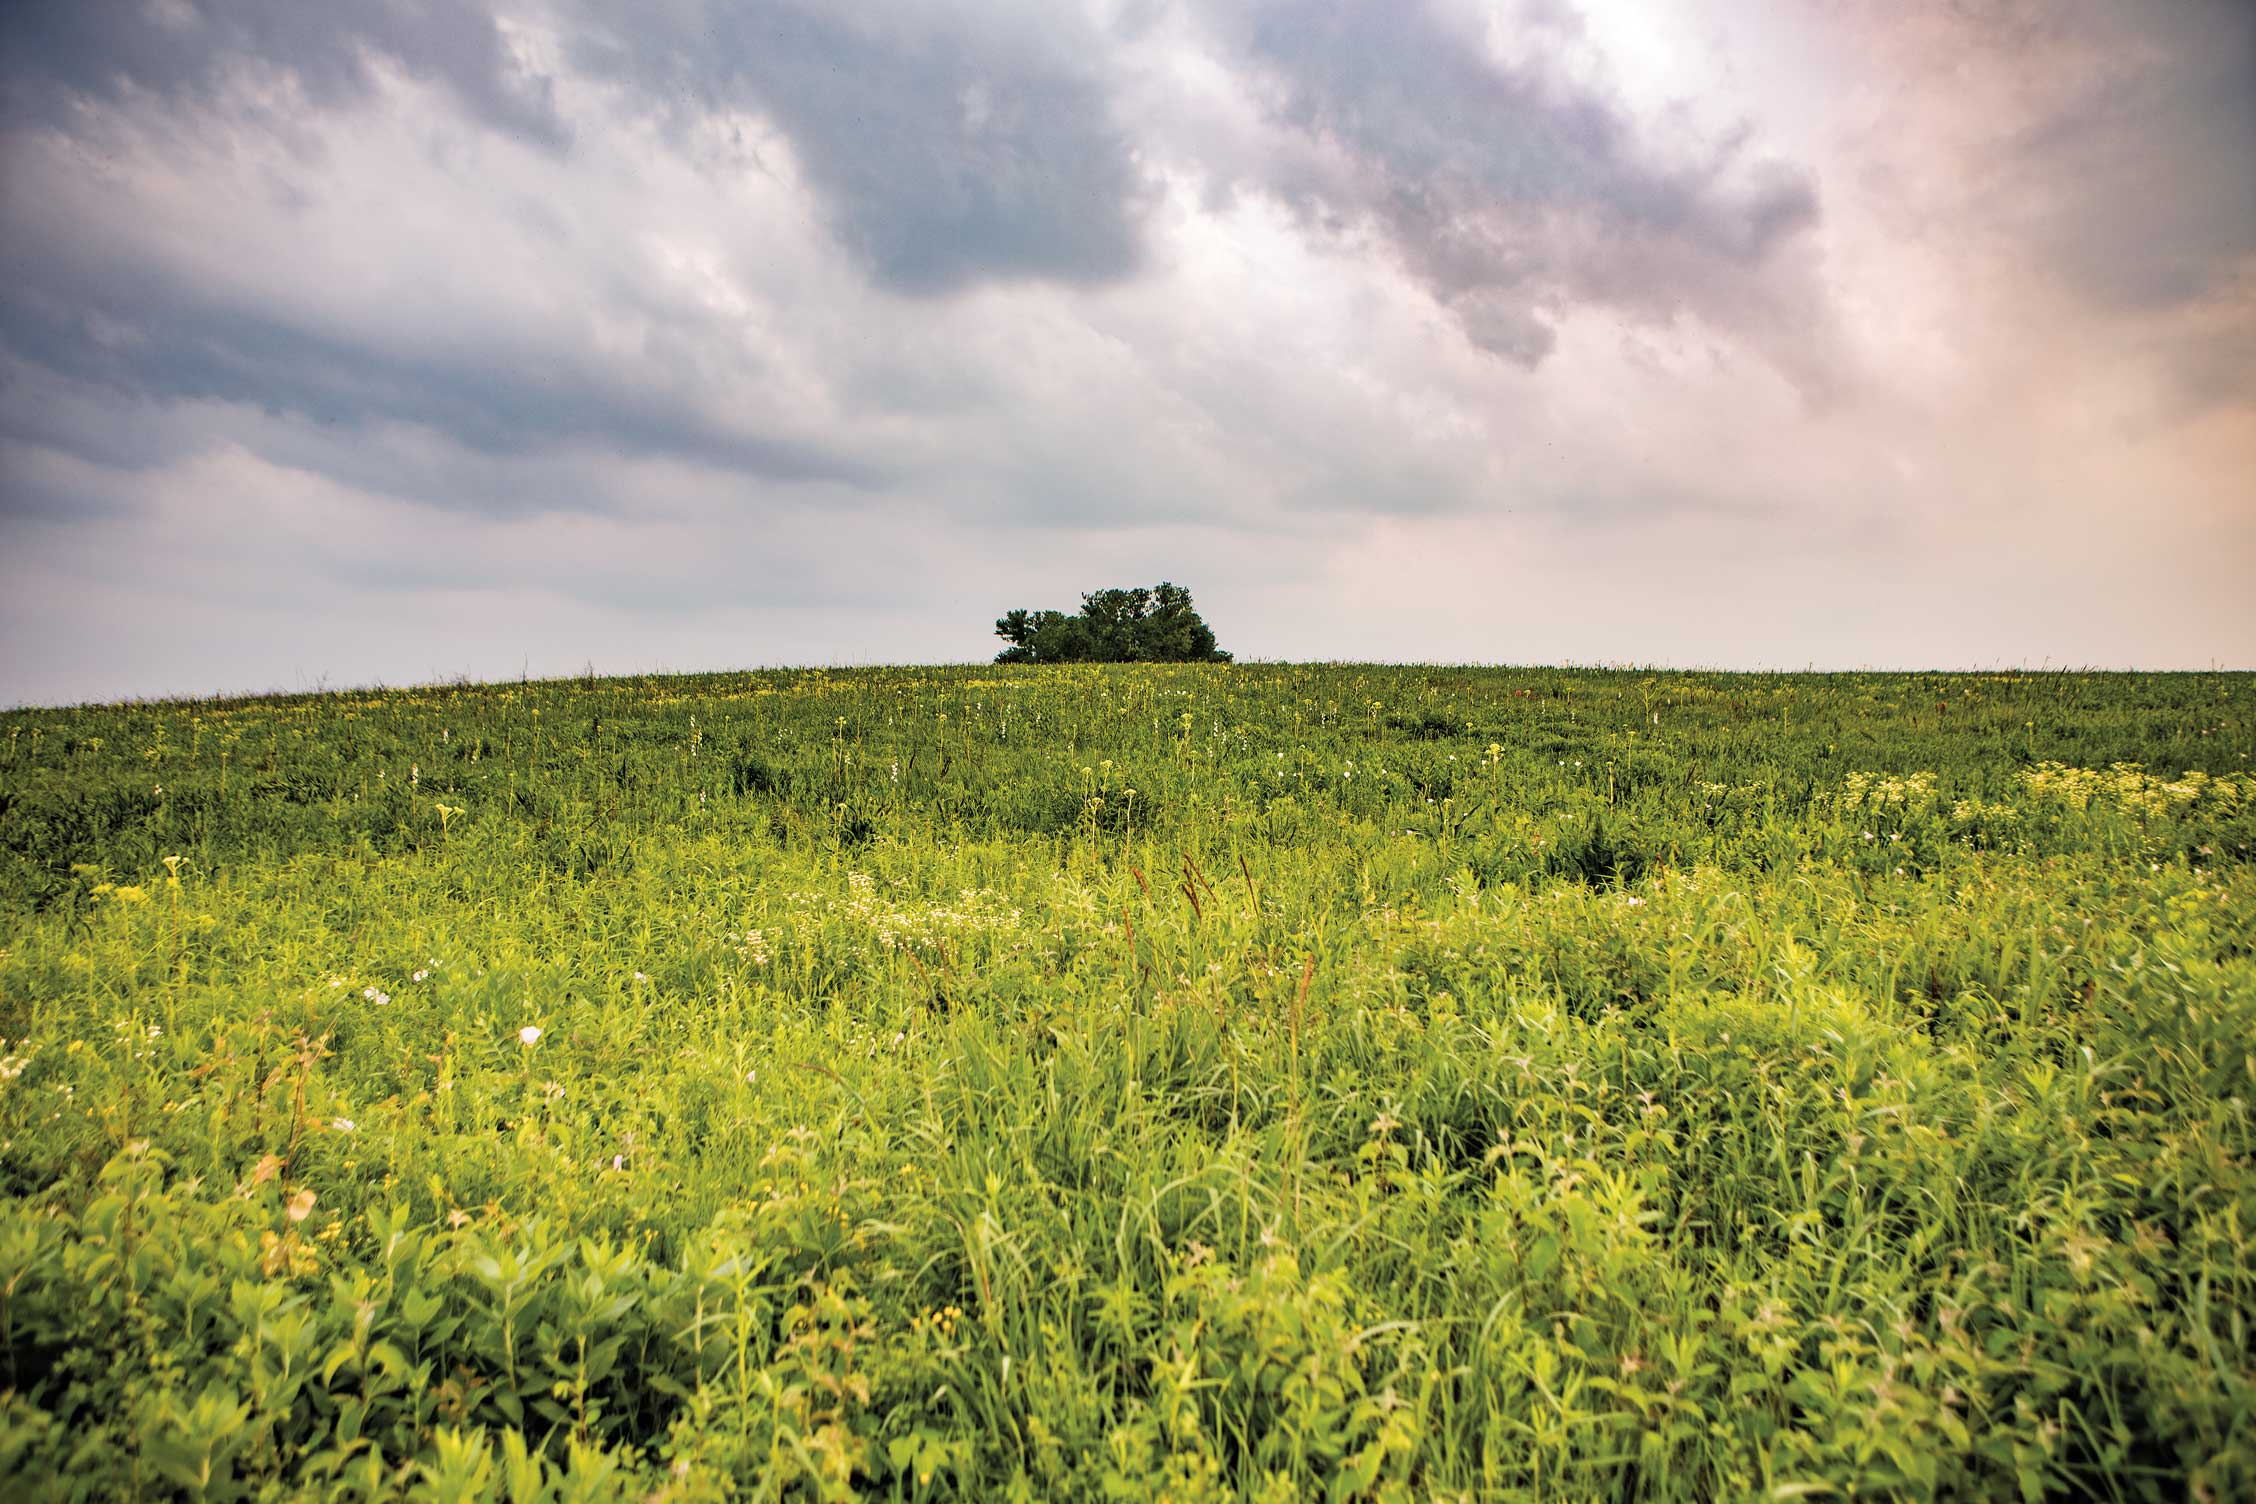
[[1833, 771, 1939, 815], [910, 1305, 964, 1338], [2021, 762, 2244, 819]]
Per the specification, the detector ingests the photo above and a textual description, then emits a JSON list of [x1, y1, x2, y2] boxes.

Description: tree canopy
[[994, 583, 1232, 664]]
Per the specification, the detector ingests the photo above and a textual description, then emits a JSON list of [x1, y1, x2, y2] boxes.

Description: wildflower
[[519, 1025, 543, 1046], [332, 1117, 356, 1132], [633, 971, 649, 983], [287, 1189, 318, 1223], [412, 970, 429, 982]]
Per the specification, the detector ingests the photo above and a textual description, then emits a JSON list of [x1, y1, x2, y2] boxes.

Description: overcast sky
[[2, 0, 2251, 703]]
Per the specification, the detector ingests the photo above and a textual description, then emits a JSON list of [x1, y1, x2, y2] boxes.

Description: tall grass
[[0, 665, 2250, 1500]]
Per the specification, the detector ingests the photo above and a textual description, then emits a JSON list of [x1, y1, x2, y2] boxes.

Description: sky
[[1, 0, 2251, 704]]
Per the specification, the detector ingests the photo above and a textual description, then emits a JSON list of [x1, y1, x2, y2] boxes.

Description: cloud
[[564, 0, 1150, 293], [1828, 0, 2256, 408], [1180, 0, 1824, 372], [2004, 2, 2256, 408], [0, 275, 882, 490], [0, 60, 893, 511], [0, 0, 2249, 704], [1896, 0, 2256, 319], [0, 0, 566, 146]]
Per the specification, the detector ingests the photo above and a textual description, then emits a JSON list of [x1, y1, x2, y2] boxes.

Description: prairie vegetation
[[0, 665, 2251, 1501]]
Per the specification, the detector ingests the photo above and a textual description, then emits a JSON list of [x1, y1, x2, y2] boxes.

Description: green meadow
[[1, 665, 2251, 1502]]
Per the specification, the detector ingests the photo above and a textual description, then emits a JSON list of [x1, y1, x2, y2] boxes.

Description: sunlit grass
[[1, 665, 2250, 1500]]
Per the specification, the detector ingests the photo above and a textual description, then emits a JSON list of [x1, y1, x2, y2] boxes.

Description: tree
[[994, 583, 1231, 664]]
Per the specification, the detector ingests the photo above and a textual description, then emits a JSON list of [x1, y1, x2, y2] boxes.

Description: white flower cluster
[[788, 870, 1024, 954]]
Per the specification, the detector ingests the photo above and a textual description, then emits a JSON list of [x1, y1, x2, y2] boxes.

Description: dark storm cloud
[[2008, 0, 2255, 314], [0, 1, 1156, 505], [0, 0, 566, 147], [566, 0, 1149, 294], [1208, 0, 1821, 365], [0, 443, 110, 522], [0, 274, 885, 502], [1855, 0, 2256, 408], [0, 0, 886, 516]]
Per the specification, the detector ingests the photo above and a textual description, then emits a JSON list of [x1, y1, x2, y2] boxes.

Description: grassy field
[[1, 664, 2251, 1501]]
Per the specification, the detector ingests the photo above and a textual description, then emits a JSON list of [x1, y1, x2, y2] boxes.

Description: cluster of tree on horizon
[[994, 583, 1231, 664]]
